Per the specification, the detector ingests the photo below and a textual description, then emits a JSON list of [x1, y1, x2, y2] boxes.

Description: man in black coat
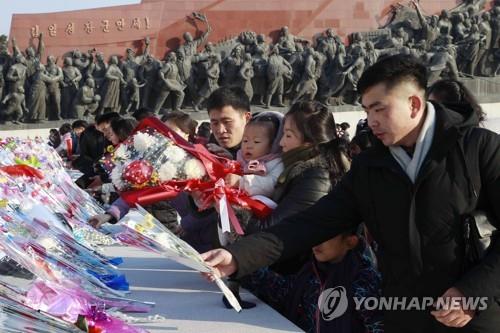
[[202, 55, 500, 332]]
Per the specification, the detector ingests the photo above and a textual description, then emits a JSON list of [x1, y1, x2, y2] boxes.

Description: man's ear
[[346, 235, 359, 250], [409, 94, 424, 119], [244, 111, 252, 123]]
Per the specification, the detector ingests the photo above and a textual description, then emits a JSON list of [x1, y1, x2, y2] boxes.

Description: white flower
[[110, 164, 126, 191], [114, 145, 129, 160], [158, 162, 177, 182], [183, 158, 206, 179], [163, 145, 187, 163], [133, 132, 156, 153]]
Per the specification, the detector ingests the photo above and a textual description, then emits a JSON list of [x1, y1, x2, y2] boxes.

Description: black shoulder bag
[[459, 129, 498, 272]]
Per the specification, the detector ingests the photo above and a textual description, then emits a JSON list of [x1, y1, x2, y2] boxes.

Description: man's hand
[[431, 287, 475, 328], [206, 143, 233, 159], [88, 213, 112, 229], [201, 248, 238, 281], [225, 173, 241, 188]]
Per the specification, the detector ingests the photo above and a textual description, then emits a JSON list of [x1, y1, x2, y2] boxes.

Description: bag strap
[[457, 128, 480, 203]]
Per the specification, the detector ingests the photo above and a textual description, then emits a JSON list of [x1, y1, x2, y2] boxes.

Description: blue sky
[[1, 0, 140, 36]]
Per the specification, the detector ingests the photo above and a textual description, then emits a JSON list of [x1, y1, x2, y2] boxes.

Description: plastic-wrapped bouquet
[[104, 205, 242, 312], [103, 117, 272, 236], [102, 124, 207, 193]]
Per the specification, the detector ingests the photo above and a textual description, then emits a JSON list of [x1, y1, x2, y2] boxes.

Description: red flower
[[123, 160, 153, 186]]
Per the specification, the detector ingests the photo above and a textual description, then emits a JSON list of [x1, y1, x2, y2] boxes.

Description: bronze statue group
[[0, 0, 499, 124]]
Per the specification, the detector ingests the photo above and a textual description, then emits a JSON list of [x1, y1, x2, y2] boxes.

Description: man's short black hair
[[206, 86, 250, 114], [357, 55, 428, 96], [95, 112, 120, 125], [72, 120, 88, 129], [132, 107, 154, 121]]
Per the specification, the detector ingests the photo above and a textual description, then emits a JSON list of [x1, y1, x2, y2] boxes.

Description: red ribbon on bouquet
[[119, 117, 273, 235]]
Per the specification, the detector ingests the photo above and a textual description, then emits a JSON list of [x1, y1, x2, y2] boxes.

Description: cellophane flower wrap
[[102, 117, 272, 235]]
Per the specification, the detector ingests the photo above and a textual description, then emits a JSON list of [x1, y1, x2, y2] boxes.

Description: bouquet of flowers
[[0, 158, 115, 248], [0, 292, 83, 333], [104, 205, 242, 312], [102, 117, 272, 235], [105, 128, 207, 192]]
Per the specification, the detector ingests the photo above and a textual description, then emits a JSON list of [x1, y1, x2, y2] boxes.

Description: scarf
[[236, 150, 280, 176], [277, 145, 317, 185], [389, 102, 436, 183]]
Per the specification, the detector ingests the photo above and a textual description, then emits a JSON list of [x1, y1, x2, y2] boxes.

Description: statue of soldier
[[28, 63, 54, 122], [339, 46, 366, 105], [45, 55, 64, 120], [72, 78, 100, 119], [314, 41, 329, 94], [288, 43, 305, 96], [316, 28, 340, 60], [123, 49, 140, 77], [252, 47, 268, 106], [491, 7, 500, 52], [250, 34, 270, 58], [412, 0, 439, 47], [237, 53, 255, 102], [292, 48, 318, 104], [178, 12, 212, 62], [0, 35, 10, 69], [0, 64, 4, 103], [87, 51, 107, 91], [457, 24, 484, 76], [61, 57, 82, 119], [1, 85, 27, 123], [477, 11, 493, 76], [438, 10, 453, 35], [428, 36, 459, 82], [193, 54, 220, 112], [120, 56, 137, 115], [153, 52, 185, 113], [176, 49, 195, 106], [317, 43, 349, 105], [265, 45, 292, 108], [277, 26, 308, 57], [6, 53, 27, 95], [137, 54, 160, 108], [72, 49, 92, 80], [452, 13, 468, 42], [12, 33, 44, 86], [221, 44, 244, 86], [100, 55, 126, 114], [185, 42, 216, 103]]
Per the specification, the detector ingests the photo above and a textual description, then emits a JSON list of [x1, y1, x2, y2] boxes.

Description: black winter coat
[[228, 103, 500, 333], [244, 142, 348, 234]]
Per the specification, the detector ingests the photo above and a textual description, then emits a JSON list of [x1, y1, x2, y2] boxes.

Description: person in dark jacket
[[242, 231, 383, 333], [427, 78, 486, 126], [202, 55, 500, 332], [71, 119, 89, 156], [72, 125, 106, 188]]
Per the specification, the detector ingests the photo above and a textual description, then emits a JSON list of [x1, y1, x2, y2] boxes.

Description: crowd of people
[[41, 50, 492, 332]]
